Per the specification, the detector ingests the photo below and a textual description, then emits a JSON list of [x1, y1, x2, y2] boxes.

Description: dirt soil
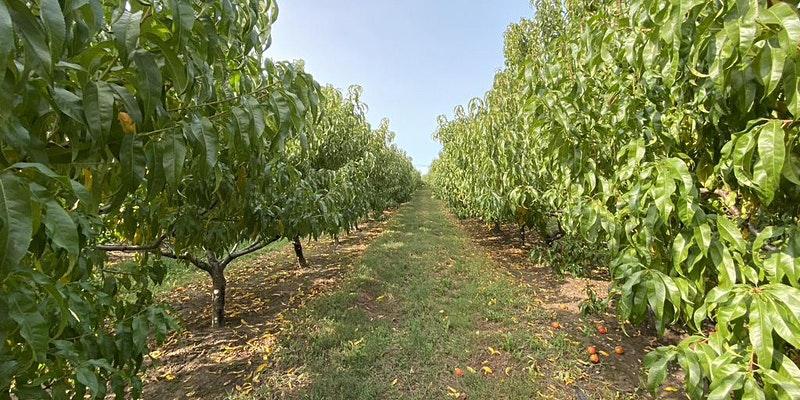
[[142, 217, 391, 400], [457, 220, 685, 399]]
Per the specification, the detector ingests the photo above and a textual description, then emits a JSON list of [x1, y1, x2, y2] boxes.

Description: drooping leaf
[[8, 292, 49, 361], [170, 0, 194, 45], [119, 134, 146, 189], [43, 200, 79, 255], [161, 131, 186, 187], [717, 215, 746, 253], [6, 0, 51, 74], [112, 10, 141, 60], [40, 0, 65, 61], [753, 120, 786, 205], [84, 81, 115, 141], [132, 51, 162, 120], [0, 173, 33, 273], [0, 0, 14, 79]]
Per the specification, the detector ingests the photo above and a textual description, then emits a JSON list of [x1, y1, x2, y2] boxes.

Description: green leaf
[[732, 128, 757, 188], [753, 120, 786, 205], [40, 0, 65, 61], [0, 173, 33, 273], [132, 51, 162, 120], [644, 348, 676, 392], [119, 134, 146, 189], [109, 83, 143, 125], [6, 0, 51, 74], [52, 87, 84, 123], [84, 81, 115, 141], [782, 153, 800, 186], [761, 2, 800, 56], [743, 376, 766, 400], [749, 297, 774, 369], [8, 292, 49, 361], [44, 200, 79, 255], [784, 60, 800, 118], [0, 0, 13, 79], [765, 296, 800, 349], [155, 39, 187, 94], [694, 223, 712, 256], [708, 371, 745, 400], [717, 215, 746, 253], [161, 131, 186, 187], [132, 316, 147, 349], [112, 10, 141, 60], [652, 169, 676, 222], [170, 0, 194, 45], [75, 366, 101, 395], [755, 44, 786, 99], [190, 115, 217, 172], [762, 368, 800, 400], [710, 242, 737, 287]]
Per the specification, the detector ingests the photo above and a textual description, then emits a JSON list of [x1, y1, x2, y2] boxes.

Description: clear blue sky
[[266, 1, 534, 173]]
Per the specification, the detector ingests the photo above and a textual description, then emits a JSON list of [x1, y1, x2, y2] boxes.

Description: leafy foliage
[[430, 0, 800, 397], [0, 0, 419, 397]]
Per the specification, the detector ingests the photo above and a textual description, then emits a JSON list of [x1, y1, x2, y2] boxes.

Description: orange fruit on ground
[[587, 346, 597, 355], [551, 321, 561, 329], [454, 368, 465, 377], [597, 325, 608, 334], [615, 346, 625, 355], [589, 354, 600, 364]]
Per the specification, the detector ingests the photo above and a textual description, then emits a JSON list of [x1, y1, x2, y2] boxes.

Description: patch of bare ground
[[456, 218, 685, 399], [141, 215, 392, 400]]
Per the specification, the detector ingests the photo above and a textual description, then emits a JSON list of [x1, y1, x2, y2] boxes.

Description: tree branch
[[545, 219, 566, 245], [96, 236, 166, 252], [699, 188, 741, 218], [747, 221, 779, 252], [160, 249, 211, 273], [221, 236, 281, 267]]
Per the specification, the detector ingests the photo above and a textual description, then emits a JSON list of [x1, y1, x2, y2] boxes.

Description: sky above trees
[[267, 0, 533, 173]]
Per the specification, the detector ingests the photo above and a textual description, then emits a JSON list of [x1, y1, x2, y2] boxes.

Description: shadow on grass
[[244, 191, 591, 400], [141, 219, 391, 400]]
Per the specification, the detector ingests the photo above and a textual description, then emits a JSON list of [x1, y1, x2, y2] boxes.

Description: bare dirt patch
[[142, 217, 391, 400], [456, 219, 684, 399]]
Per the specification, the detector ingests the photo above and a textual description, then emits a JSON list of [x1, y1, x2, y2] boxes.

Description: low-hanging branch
[[96, 235, 282, 270], [159, 249, 210, 272], [96, 236, 167, 252], [221, 236, 281, 267]]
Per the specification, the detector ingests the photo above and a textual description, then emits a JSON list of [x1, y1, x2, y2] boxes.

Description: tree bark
[[293, 236, 309, 268], [210, 264, 226, 328], [492, 221, 502, 234]]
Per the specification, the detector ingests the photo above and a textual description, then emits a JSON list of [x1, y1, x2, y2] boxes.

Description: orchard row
[[0, 0, 420, 397], [430, 1, 800, 398]]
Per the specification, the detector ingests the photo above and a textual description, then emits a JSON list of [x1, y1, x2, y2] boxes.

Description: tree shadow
[[142, 218, 391, 400]]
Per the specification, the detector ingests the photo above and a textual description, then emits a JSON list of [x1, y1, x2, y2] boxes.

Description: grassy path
[[247, 191, 590, 399]]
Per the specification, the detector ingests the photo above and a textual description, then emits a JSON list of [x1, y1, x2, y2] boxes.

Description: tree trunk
[[334, 235, 340, 246], [492, 221, 502, 234], [293, 236, 308, 268], [520, 225, 526, 246], [355, 222, 361, 231], [210, 265, 226, 328]]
